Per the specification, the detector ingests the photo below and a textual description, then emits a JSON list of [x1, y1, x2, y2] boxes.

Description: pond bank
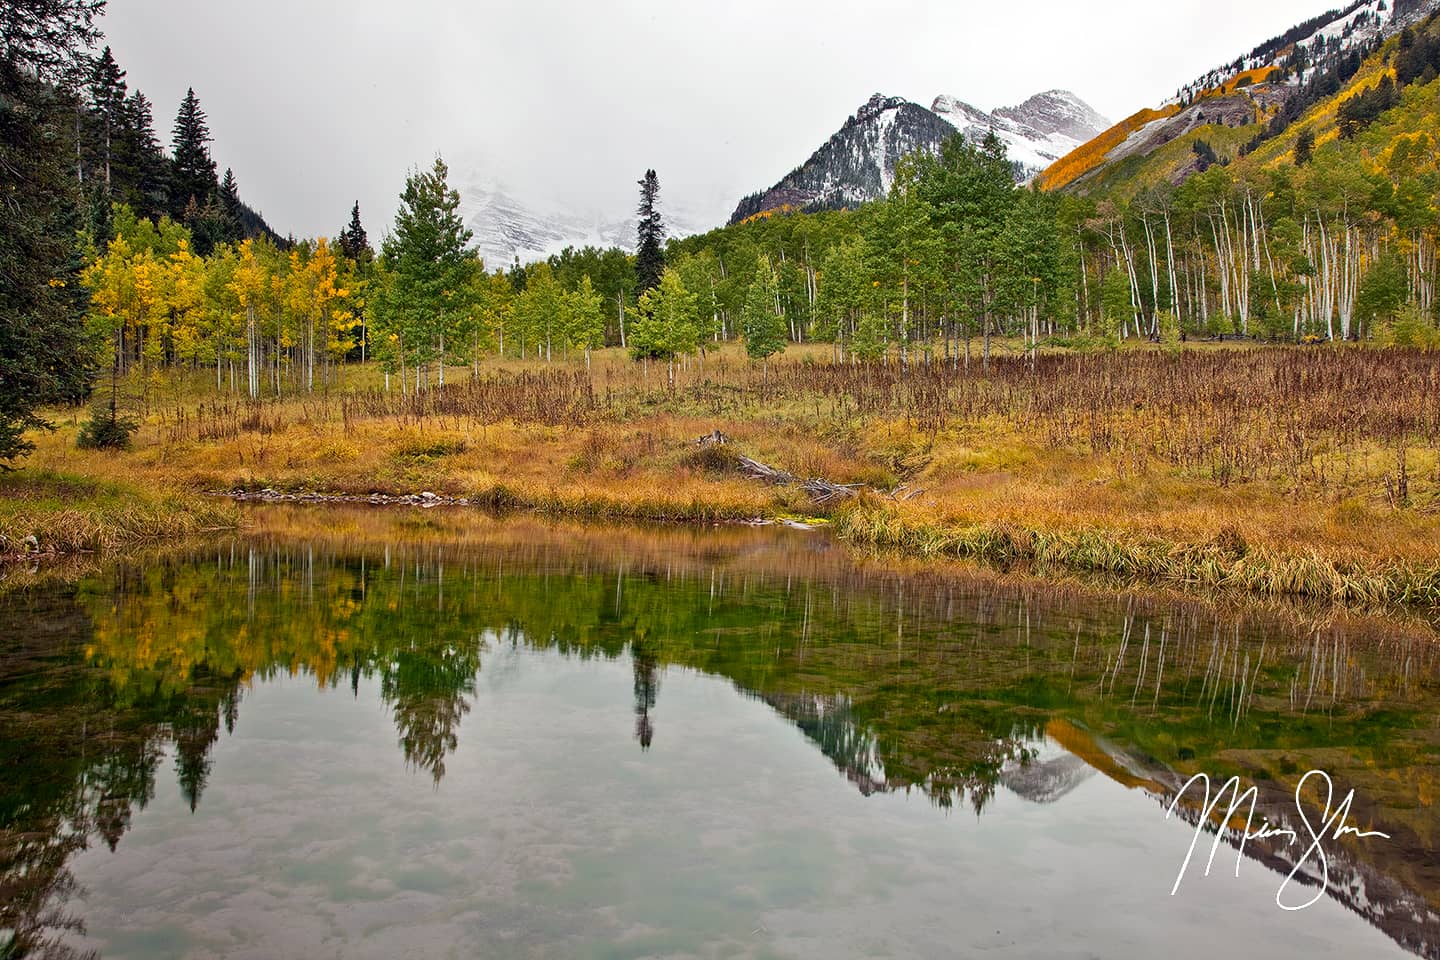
[[8, 470, 1440, 611]]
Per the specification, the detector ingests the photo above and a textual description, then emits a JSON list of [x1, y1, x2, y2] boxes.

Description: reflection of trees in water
[[632, 637, 660, 750], [766, 694, 886, 793], [769, 689, 1042, 813], [8, 529, 1440, 958], [0, 589, 234, 960], [381, 646, 479, 784]]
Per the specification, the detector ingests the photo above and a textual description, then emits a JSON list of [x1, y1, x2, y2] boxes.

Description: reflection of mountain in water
[[1000, 741, 1095, 804], [1056, 717, 1440, 960], [762, 693, 887, 795]]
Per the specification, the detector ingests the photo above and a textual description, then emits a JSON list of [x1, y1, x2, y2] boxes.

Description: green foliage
[[635, 169, 665, 294], [0, 1, 103, 464], [1382, 303, 1439, 348], [375, 157, 478, 381], [76, 403, 139, 450], [1338, 75, 1401, 139], [740, 257, 786, 368], [566, 276, 606, 361], [1356, 250, 1409, 332], [632, 268, 699, 375], [169, 87, 218, 216], [1294, 129, 1315, 166]]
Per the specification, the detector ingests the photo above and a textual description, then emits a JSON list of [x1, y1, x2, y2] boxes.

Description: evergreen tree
[[87, 45, 126, 200], [0, 0, 103, 463], [1294, 129, 1315, 167], [115, 91, 169, 220], [217, 167, 244, 242], [377, 156, 477, 390], [339, 201, 371, 262], [635, 169, 665, 294], [170, 87, 217, 217], [740, 257, 785, 381]]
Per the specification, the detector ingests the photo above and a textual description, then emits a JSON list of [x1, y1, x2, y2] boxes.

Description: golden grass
[[20, 343, 1440, 605], [0, 469, 240, 559]]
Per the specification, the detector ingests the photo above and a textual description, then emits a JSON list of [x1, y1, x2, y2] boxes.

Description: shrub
[[76, 405, 139, 450]]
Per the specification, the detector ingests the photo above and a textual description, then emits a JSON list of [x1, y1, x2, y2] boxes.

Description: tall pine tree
[[339, 201, 370, 262], [377, 157, 477, 391], [0, 0, 103, 464], [635, 169, 665, 294], [87, 45, 125, 201], [115, 90, 169, 220], [170, 87, 217, 217], [217, 167, 244, 242]]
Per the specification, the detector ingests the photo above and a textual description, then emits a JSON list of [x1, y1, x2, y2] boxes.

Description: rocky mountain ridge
[[729, 89, 1109, 224]]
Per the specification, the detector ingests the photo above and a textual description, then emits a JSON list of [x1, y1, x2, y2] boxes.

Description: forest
[[62, 13, 1440, 423]]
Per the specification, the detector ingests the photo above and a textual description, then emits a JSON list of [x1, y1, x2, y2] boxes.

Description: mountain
[[728, 94, 956, 224], [932, 90, 1110, 178], [456, 175, 711, 270], [1040, 0, 1440, 193], [729, 90, 1109, 225]]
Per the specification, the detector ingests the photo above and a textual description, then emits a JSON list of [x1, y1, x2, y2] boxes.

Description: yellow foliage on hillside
[[739, 203, 800, 225], [1197, 65, 1278, 99], [1037, 105, 1181, 191]]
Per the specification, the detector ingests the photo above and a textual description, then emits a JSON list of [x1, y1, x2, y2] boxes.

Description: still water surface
[[2, 507, 1438, 958]]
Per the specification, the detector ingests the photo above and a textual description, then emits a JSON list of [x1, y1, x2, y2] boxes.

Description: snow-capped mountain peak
[[930, 90, 1110, 180], [994, 90, 1112, 143], [729, 88, 1109, 223], [455, 173, 710, 271]]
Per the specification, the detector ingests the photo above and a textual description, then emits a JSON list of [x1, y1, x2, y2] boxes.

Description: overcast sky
[[101, 0, 1332, 239]]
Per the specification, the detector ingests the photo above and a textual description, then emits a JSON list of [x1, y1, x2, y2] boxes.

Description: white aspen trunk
[[1142, 215, 1161, 334], [1164, 213, 1181, 328], [1210, 216, 1232, 327], [246, 305, 259, 400], [1118, 227, 1143, 337]]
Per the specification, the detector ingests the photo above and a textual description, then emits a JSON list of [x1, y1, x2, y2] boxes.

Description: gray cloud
[[101, 0, 1332, 239]]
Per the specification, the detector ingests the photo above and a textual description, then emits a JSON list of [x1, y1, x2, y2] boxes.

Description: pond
[[2, 506, 1439, 959]]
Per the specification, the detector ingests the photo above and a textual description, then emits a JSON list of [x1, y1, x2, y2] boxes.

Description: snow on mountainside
[[729, 94, 958, 224], [456, 174, 710, 270], [1042, 0, 1440, 192], [933, 89, 1109, 178], [1167, 0, 1396, 105], [730, 90, 1108, 224]]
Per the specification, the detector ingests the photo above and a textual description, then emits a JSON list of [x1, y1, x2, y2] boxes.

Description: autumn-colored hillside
[[1035, 106, 1180, 191]]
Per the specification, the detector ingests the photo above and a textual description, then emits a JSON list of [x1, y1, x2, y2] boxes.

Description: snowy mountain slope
[[455, 174, 709, 270], [1042, 0, 1440, 192], [932, 89, 1109, 178], [728, 94, 958, 224], [729, 90, 1109, 224]]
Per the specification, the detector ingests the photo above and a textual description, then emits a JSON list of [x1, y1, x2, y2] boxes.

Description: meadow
[[10, 339, 1440, 605]]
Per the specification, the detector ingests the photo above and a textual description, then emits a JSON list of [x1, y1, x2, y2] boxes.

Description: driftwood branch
[[695, 429, 921, 506]]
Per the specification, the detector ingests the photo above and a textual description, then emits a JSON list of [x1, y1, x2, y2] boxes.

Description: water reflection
[[2, 507, 1439, 957]]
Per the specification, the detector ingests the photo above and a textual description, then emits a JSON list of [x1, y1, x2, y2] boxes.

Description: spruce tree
[[0, 0, 103, 464], [170, 87, 217, 216], [116, 91, 169, 220], [87, 45, 126, 200], [378, 157, 477, 389], [635, 169, 665, 294], [218, 167, 244, 242], [339, 201, 370, 262]]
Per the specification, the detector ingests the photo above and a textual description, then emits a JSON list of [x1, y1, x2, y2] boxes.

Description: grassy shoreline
[[13, 345, 1440, 607], [0, 470, 240, 563], [6, 465, 1440, 609], [830, 504, 1440, 607]]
